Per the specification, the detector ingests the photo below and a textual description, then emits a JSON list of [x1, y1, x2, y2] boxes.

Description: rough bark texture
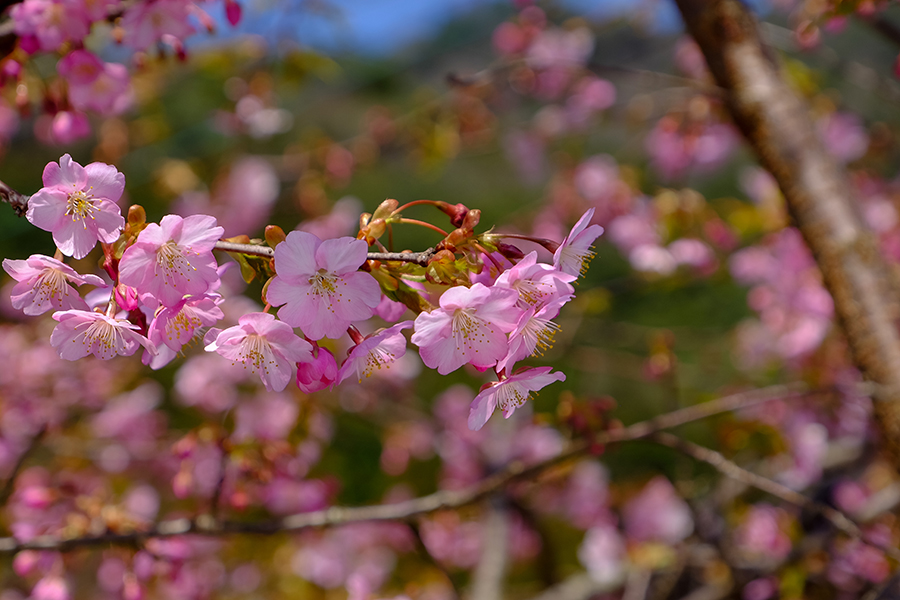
[[675, 0, 900, 464]]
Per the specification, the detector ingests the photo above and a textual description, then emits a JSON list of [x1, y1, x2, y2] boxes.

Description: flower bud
[[372, 198, 399, 220], [435, 201, 470, 228], [297, 346, 339, 393], [264, 225, 286, 248]]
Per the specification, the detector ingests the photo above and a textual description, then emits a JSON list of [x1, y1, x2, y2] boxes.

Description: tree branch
[[0, 425, 46, 506], [651, 431, 900, 562], [0, 383, 812, 555], [212, 240, 437, 265], [674, 0, 900, 467]]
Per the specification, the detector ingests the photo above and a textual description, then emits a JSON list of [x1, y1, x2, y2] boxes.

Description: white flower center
[[66, 187, 97, 226], [156, 241, 195, 286], [561, 247, 595, 278], [362, 343, 396, 378], [81, 318, 125, 352], [514, 279, 555, 306], [236, 333, 275, 375], [494, 381, 530, 413], [308, 269, 339, 297], [522, 316, 560, 357], [451, 308, 484, 345], [35, 268, 70, 306]]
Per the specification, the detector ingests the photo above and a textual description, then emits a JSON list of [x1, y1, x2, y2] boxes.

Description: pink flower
[[297, 345, 339, 393], [11, 0, 90, 52], [338, 321, 413, 384], [494, 251, 574, 308], [411, 283, 520, 376], [143, 293, 224, 369], [553, 208, 604, 278], [3, 254, 105, 315], [120, 0, 194, 50], [58, 50, 131, 115], [267, 231, 381, 340], [50, 310, 154, 360], [578, 523, 627, 586], [119, 214, 223, 308], [467, 366, 566, 431], [26, 154, 125, 259], [622, 476, 693, 544], [497, 296, 567, 372], [204, 312, 313, 392]]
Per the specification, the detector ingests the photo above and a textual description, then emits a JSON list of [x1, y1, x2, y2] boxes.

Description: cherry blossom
[[493, 251, 574, 308], [411, 283, 519, 376], [497, 296, 567, 372], [143, 294, 224, 369], [622, 476, 693, 544], [2, 254, 105, 315], [11, 0, 90, 53], [338, 321, 413, 384], [50, 310, 155, 361], [266, 231, 381, 340], [553, 208, 604, 278], [467, 366, 566, 431], [26, 155, 126, 259], [120, 0, 194, 50], [578, 523, 628, 586], [204, 312, 313, 392], [57, 50, 132, 115], [297, 345, 339, 393], [118, 214, 224, 308]]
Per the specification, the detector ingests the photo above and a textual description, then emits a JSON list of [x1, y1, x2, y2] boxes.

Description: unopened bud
[[127, 204, 146, 226], [372, 198, 399, 220], [435, 201, 470, 228], [461, 208, 481, 232], [264, 225, 286, 248], [496, 242, 525, 261]]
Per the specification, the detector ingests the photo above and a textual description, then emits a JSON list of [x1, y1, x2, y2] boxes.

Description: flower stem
[[396, 218, 448, 237]]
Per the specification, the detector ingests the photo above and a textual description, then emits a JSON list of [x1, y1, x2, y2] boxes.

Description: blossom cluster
[[4, 154, 603, 431]]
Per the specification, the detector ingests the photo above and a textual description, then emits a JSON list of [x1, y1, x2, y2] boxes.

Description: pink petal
[[43, 154, 86, 189], [84, 162, 125, 202], [274, 231, 320, 280], [316, 237, 368, 275], [26, 188, 68, 232]]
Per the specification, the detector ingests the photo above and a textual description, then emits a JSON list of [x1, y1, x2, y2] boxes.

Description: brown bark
[[674, 0, 900, 463]]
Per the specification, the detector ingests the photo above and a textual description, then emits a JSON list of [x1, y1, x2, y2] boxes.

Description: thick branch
[[0, 383, 809, 555], [674, 0, 900, 465]]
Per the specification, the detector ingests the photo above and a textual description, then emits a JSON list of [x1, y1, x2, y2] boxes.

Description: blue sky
[[202, 0, 683, 56]]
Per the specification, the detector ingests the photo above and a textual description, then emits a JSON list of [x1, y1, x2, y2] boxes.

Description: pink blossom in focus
[[497, 296, 567, 373], [57, 50, 132, 115], [411, 283, 519, 376], [494, 251, 574, 309], [205, 312, 313, 391], [267, 231, 381, 340], [50, 310, 154, 360], [467, 366, 566, 431], [297, 345, 339, 393], [622, 476, 693, 544], [338, 321, 412, 384], [119, 214, 224, 308], [142, 293, 224, 369], [553, 208, 604, 278], [3, 254, 105, 315], [120, 0, 194, 49], [26, 154, 125, 259]]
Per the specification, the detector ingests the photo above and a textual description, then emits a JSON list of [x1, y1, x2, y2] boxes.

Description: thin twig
[[0, 425, 46, 506], [0, 180, 30, 217], [0, 383, 812, 555], [650, 431, 900, 562], [408, 520, 461, 600], [213, 240, 436, 266], [1, 429, 45, 496]]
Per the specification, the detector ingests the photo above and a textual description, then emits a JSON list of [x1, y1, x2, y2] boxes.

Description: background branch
[[651, 431, 900, 561], [0, 383, 811, 554]]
